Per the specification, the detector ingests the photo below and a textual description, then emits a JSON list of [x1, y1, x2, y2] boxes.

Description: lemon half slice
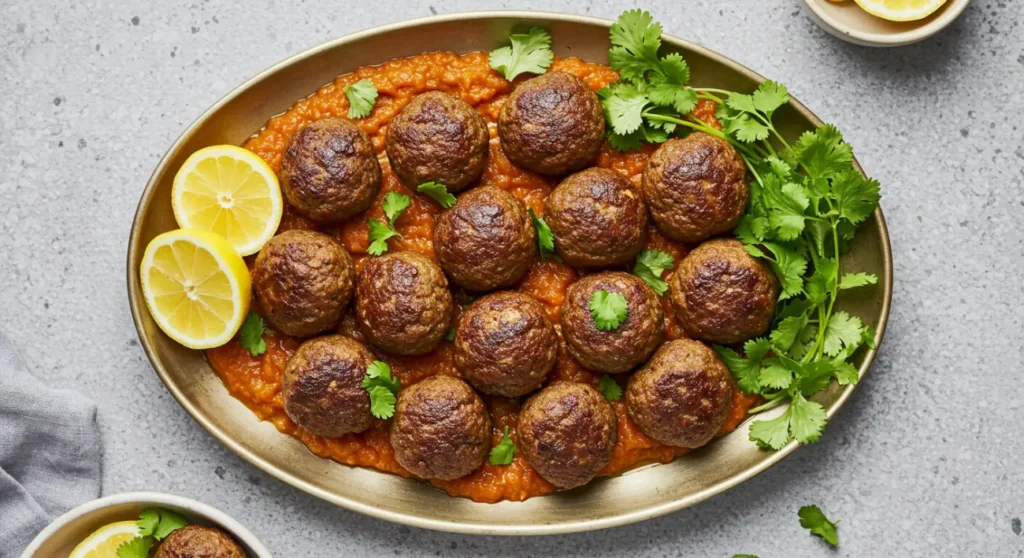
[[172, 145, 283, 256], [854, 0, 947, 21], [69, 521, 140, 558], [140, 229, 252, 349]]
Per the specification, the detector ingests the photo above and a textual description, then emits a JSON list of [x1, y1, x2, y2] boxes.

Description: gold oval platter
[[127, 11, 892, 535]]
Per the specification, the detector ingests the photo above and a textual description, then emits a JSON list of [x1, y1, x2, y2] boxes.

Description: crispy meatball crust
[[280, 118, 382, 224], [390, 375, 491, 480], [517, 382, 617, 489], [385, 91, 489, 192], [433, 186, 537, 292], [282, 335, 375, 437], [355, 251, 453, 355], [454, 292, 557, 397], [497, 72, 605, 176], [641, 133, 749, 243], [153, 525, 246, 558], [626, 339, 734, 448], [545, 167, 648, 268], [252, 230, 355, 337], [669, 238, 779, 344], [560, 272, 664, 374]]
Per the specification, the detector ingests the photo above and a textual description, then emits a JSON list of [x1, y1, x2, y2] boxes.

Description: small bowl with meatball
[[22, 492, 271, 558]]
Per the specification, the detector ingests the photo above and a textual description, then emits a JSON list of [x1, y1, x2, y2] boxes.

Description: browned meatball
[[252, 230, 354, 337], [433, 186, 536, 292], [560, 272, 664, 374], [385, 91, 489, 192], [670, 238, 778, 344], [282, 335, 375, 437], [497, 72, 605, 176], [153, 525, 246, 558], [454, 292, 557, 397], [355, 251, 452, 355], [517, 382, 617, 489], [626, 339, 734, 448], [545, 168, 648, 268], [390, 375, 490, 480], [641, 133, 749, 243], [279, 118, 382, 224]]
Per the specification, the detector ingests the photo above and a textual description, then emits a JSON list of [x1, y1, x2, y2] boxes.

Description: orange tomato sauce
[[206, 52, 757, 503]]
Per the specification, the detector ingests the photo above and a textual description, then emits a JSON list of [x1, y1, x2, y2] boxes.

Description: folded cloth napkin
[[0, 332, 101, 557]]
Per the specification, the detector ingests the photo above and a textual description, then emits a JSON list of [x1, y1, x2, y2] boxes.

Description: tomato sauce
[[206, 52, 757, 503]]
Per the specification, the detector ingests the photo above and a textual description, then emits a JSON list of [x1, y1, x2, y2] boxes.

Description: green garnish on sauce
[[344, 78, 378, 119], [527, 208, 556, 260], [598, 375, 623, 402], [488, 426, 517, 465], [238, 312, 272, 357], [589, 290, 628, 331], [366, 192, 412, 256], [489, 27, 554, 81], [632, 248, 675, 296], [417, 182, 456, 208], [116, 508, 189, 558], [362, 360, 401, 419]]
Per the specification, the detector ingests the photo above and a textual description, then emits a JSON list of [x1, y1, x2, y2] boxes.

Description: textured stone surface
[[2, 0, 1022, 555]]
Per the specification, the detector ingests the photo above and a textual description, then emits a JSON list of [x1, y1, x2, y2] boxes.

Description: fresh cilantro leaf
[[606, 128, 644, 152], [366, 218, 400, 256], [751, 80, 789, 116], [382, 191, 411, 223], [727, 115, 771, 143], [602, 83, 648, 135], [632, 248, 674, 296], [153, 509, 188, 540], [861, 324, 877, 350], [598, 375, 623, 402], [659, 52, 690, 84], [116, 536, 153, 558], [417, 182, 456, 208], [788, 393, 827, 444], [714, 338, 771, 394], [445, 327, 456, 342], [823, 311, 863, 357], [789, 323, 819, 362], [758, 362, 793, 391], [489, 27, 553, 81], [832, 169, 881, 226], [797, 360, 838, 396], [761, 243, 807, 300], [238, 312, 271, 357], [832, 360, 859, 385], [749, 409, 792, 450], [793, 124, 852, 179], [839, 272, 877, 289], [589, 290, 629, 331], [137, 508, 159, 537], [724, 92, 757, 114], [527, 208, 556, 260], [363, 360, 401, 419], [770, 314, 808, 353], [489, 426, 517, 465], [799, 505, 840, 547], [608, 9, 663, 82], [344, 79, 378, 119]]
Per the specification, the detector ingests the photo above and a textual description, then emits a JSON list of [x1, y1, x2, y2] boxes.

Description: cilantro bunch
[[116, 508, 189, 558], [600, 10, 882, 450]]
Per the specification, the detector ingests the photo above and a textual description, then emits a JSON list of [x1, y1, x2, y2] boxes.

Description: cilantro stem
[[694, 87, 732, 97], [748, 396, 786, 415], [642, 111, 766, 159]]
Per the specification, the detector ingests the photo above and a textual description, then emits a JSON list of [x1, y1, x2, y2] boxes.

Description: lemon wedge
[[140, 229, 252, 349], [853, 0, 947, 21], [69, 521, 140, 558], [172, 145, 283, 256]]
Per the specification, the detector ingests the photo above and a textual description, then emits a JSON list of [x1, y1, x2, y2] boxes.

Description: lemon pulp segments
[[69, 521, 140, 558], [172, 145, 282, 256], [853, 0, 948, 21], [140, 229, 251, 349]]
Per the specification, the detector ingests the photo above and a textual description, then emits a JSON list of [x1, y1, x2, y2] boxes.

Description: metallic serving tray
[[127, 11, 892, 535]]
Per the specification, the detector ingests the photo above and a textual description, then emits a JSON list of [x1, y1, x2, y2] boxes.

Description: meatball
[[497, 72, 605, 176], [390, 375, 491, 480], [641, 133, 749, 243], [626, 339, 734, 448], [279, 118, 382, 224], [252, 230, 355, 337], [517, 382, 617, 489], [560, 272, 664, 374], [385, 91, 489, 192], [153, 525, 246, 558], [545, 168, 648, 268], [669, 238, 778, 344], [282, 335, 375, 437], [355, 251, 452, 355], [433, 186, 536, 292], [454, 292, 557, 397]]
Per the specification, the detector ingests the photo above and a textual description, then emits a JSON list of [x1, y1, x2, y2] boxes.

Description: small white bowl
[[21, 492, 273, 558], [804, 0, 971, 47]]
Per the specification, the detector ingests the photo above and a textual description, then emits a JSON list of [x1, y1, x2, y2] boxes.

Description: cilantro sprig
[[489, 27, 554, 81], [599, 10, 882, 451], [527, 208, 556, 260], [238, 312, 272, 357], [488, 426, 518, 465], [799, 505, 840, 547], [598, 375, 623, 402], [367, 192, 411, 256], [344, 79, 378, 119], [116, 508, 189, 558], [589, 290, 628, 331], [362, 360, 401, 419], [416, 182, 456, 208], [632, 248, 675, 296]]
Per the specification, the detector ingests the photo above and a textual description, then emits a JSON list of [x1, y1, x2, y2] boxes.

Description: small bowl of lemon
[[21, 492, 271, 558], [805, 0, 971, 46]]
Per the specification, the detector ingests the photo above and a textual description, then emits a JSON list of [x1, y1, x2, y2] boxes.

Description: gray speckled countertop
[[2, 0, 1023, 555]]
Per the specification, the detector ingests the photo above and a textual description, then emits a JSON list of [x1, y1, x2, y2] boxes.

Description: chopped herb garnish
[[632, 248, 675, 296], [362, 360, 401, 419], [528, 208, 556, 260], [367, 192, 412, 256], [489, 426, 517, 465], [598, 375, 623, 402], [799, 505, 840, 547], [417, 182, 457, 208], [238, 312, 272, 356]]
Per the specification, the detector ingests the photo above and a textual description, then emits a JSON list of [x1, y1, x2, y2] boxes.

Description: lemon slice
[[172, 145, 283, 256], [140, 229, 252, 349], [69, 521, 140, 558], [853, 0, 947, 21]]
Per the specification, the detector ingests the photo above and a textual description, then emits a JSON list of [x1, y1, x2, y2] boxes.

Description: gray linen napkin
[[0, 332, 101, 557]]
